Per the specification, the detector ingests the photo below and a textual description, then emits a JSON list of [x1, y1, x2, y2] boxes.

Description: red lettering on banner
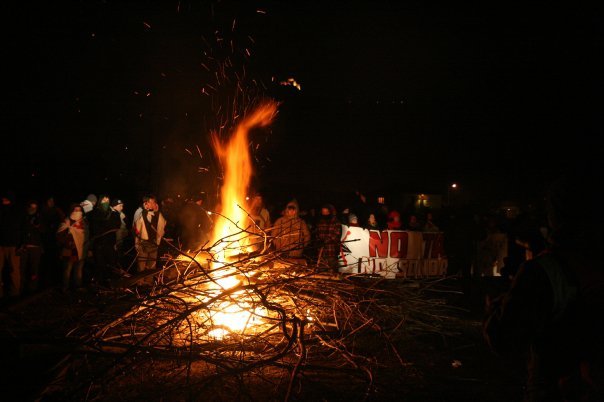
[[369, 230, 389, 258], [389, 231, 408, 258]]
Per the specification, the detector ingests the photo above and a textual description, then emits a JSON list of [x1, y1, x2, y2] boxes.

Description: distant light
[[451, 183, 458, 189]]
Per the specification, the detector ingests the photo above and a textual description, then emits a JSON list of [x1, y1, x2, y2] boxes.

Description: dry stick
[[284, 319, 307, 402], [45, 223, 462, 400]]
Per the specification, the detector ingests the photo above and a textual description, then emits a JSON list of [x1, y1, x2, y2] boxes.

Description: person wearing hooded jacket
[[271, 199, 310, 259]]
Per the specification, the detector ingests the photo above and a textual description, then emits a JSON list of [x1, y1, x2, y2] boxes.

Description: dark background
[[1, 1, 601, 212]]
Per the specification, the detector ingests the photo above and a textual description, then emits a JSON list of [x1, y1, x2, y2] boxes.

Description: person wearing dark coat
[[0, 192, 22, 297], [20, 200, 45, 293], [484, 165, 603, 402], [89, 194, 121, 285]]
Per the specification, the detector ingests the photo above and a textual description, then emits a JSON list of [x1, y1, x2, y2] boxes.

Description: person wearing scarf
[[133, 195, 166, 286]]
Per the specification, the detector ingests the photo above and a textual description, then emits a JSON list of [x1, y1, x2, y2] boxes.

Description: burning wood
[[36, 102, 461, 400], [38, 225, 462, 400]]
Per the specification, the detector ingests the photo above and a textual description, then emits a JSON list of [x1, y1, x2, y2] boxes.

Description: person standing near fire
[[314, 204, 342, 273], [132, 194, 166, 286], [248, 193, 271, 231], [271, 199, 310, 259], [179, 193, 212, 252]]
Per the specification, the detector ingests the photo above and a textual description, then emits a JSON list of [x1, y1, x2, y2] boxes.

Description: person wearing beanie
[[271, 199, 310, 259], [80, 193, 98, 214], [348, 213, 360, 227]]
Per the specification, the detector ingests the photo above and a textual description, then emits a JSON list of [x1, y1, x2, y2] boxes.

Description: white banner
[[338, 225, 448, 279]]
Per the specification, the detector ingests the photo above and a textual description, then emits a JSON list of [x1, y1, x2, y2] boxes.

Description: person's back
[[179, 197, 211, 251], [484, 164, 603, 401]]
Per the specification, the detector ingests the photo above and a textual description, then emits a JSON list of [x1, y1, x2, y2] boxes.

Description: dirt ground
[[0, 276, 527, 401]]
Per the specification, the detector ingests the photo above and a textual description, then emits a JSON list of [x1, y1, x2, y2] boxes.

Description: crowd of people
[[1, 186, 552, 300], [0, 188, 453, 298], [1, 165, 602, 401]]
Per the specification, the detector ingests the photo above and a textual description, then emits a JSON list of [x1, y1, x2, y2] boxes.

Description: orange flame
[[210, 101, 278, 255]]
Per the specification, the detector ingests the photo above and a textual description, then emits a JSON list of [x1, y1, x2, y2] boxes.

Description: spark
[[184, 148, 193, 156], [143, 21, 151, 29]]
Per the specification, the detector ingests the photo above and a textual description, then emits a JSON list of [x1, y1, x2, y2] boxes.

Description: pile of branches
[[40, 226, 463, 401]]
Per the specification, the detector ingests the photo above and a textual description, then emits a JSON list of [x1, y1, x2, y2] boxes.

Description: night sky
[[1, 1, 601, 211]]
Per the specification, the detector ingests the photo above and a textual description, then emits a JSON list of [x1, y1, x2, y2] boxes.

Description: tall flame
[[210, 101, 278, 255]]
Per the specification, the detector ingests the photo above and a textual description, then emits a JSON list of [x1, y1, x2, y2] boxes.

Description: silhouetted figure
[[0, 192, 22, 298], [40, 196, 64, 287], [422, 211, 440, 232], [20, 200, 45, 293], [314, 204, 342, 272], [179, 194, 212, 252], [484, 165, 603, 401], [89, 194, 121, 285], [110, 198, 129, 269]]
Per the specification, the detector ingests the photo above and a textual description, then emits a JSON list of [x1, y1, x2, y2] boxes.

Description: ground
[[0, 276, 526, 401]]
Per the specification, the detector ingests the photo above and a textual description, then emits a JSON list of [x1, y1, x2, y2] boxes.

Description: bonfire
[[37, 101, 461, 402]]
